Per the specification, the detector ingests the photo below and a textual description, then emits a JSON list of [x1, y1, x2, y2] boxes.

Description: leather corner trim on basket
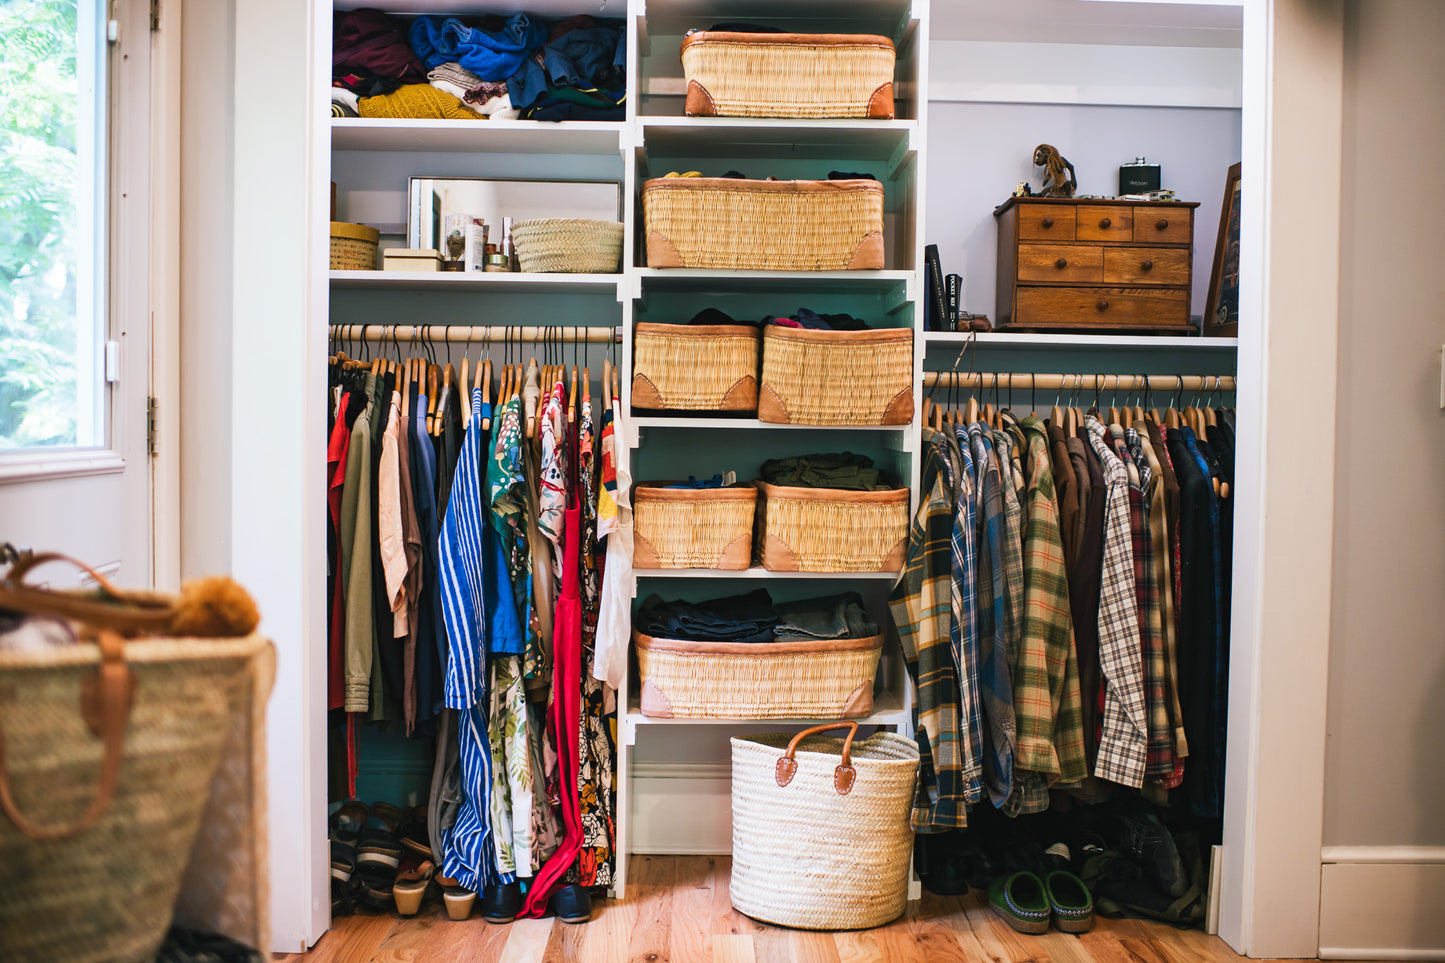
[[631, 373, 664, 410], [639, 680, 674, 718], [633, 532, 661, 569], [846, 231, 886, 270], [840, 681, 874, 718], [756, 383, 791, 424], [867, 82, 896, 119], [761, 534, 799, 571], [716, 532, 753, 570], [645, 232, 684, 269], [719, 376, 759, 412], [684, 80, 716, 116], [880, 537, 907, 573], [834, 764, 856, 795], [775, 756, 798, 787], [882, 385, 914, 425]]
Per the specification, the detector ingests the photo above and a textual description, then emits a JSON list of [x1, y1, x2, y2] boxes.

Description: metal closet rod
[[923, 372, 1235, 392], [328, 324, 621, 344]]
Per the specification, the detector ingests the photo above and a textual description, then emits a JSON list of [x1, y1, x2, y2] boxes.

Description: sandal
[[393, 860, 435, 916], [330, 841, 360, 916], [436, 873, 477, 921], [356, 805, 404, 875], [400, 805, 432, 860]]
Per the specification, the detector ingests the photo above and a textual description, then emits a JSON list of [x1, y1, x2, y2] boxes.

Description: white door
[[0, 0, 154, 586]]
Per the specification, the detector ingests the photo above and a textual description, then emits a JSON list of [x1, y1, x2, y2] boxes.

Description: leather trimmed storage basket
[[756, 482, 909, 573], [642, 177, 885, 271], [759, 327, 913, 425], [730, 722, 918, 929], [632, 322, 759, 412], [633, 483, 758, 570], [681, 31, 896, 119], [635, 633, 882, 719]]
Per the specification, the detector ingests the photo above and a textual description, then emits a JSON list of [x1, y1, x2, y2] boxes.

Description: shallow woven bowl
[[512, 218, 624, 274]]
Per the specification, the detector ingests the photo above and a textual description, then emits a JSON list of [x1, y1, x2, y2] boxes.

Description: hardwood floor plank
[[904, 891, 974, 962], [626, 878, 676, 963], [871, 901, 929, 963], [831, 930, 882, 963], [541, 918, 590, 963], [753, 927, 795, 963], [499, 917, 555, 963], [670, 856, 717, 963], [710, 856, 765, 937], [712, 934, 758, 963], [958, 888, 1051, 963], [790, 930, 844, 963], [414, 909, 512, 963], [372, 909, 441, 963], [584, 894, 639, 963], [305, 912, 397, 963]]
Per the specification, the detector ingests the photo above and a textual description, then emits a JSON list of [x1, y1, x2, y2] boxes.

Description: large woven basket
[[731, 722, 918, 929], [512, 218, 623, 273], [330, 221, 379, 271], [633, 483, 757, 569], [635, 632, 881, 719], [642, 177, 885, 271], [759, 327, 913, 425], [681, 31, 896, 119], [756, 481, 909, 572], [632, 322, 759, 411], [0, 633, 275, 963]]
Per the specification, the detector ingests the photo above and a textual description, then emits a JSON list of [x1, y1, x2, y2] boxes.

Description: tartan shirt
[[968, 423, 1017, 807], [1086, 417, 1148, 788], [949, 427, 987, 804], [1152, 423, 1189, 791], [1121, 427, 1175, 778], [1011, 415, 1089, 792], [889, 429, 969, 830]]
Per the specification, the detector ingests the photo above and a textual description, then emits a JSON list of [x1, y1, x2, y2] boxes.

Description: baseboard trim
[[1322, 846, 1445, 864], [1318, 859, 1445, 959], [1319, 949, 1445, 961]]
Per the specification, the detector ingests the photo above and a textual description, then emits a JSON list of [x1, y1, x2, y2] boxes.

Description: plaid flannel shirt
[[1152, 424, 1189, 790], [1087, 417, 1148, 788], [968, 423, 1017, 807], [949, 427, 986, 803], [889, 430, 969, 830], [1009, 416, 1088, 790], [1120, 428, 1174, 778]]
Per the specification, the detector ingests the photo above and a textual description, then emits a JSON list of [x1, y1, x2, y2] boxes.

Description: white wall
[[925, 101, 1242, 321], [1321, 0, 1445, 955]]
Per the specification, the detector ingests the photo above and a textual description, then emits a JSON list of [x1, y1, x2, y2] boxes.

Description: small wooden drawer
[[1016, 286, 1189, 328], [1018, 244, 1102, 283], [1018, 205, 1076, 241], [1076, 206, 1134, 242], [1134, 210, 1191, 244], [1103, 247, 1189, 285]]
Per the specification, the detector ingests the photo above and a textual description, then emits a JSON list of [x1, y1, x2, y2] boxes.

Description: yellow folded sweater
[[358, 84, 476, 120]]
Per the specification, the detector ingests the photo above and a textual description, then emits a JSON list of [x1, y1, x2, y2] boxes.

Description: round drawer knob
[[1141, 260, 1154, 271], [1096, 300, 1110, 312], [1099, 217, 1112, 229], [1041, 216, 1054, 228], [1156, 218, 1169, 230], [1055, 257, 1068, 269]]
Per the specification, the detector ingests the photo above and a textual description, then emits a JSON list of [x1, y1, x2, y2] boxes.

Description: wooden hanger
[[524, 358, 539, 439], [611, 364, 621, 410], [922, 396, 934, 427], [930, 403, 944, 431], [965, 394, 979, 426], [459, 354, 471, 429], [582, 364, 591, 421], [601, 358, 612, 412]]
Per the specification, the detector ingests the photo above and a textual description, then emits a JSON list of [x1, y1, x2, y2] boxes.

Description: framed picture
[[1204, 162, 1242, 337]]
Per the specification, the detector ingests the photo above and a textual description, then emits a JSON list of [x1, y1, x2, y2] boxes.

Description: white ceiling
[[930, 0, 1244, 48]]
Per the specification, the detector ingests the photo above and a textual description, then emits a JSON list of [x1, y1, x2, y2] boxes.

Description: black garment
[[759, 451, 893, 491], [370, 371, 404, 719], [409, 376, 443, 733], [1070, 432, 1108, 770], [637, 589, 778, 643], [1166, 431, 1221, 818]]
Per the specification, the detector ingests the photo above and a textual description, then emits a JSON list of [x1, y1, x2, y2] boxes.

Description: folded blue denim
[[637, 589, 778, 643], [774, 592, 877, 642]]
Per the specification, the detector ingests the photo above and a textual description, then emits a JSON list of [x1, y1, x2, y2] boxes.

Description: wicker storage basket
[[330, 221, 379, 271], [633, 483, 757, 569], [642, 177, 885, 271], [635, 633, 881, 719], [512, 218, 623, 274], [681, 31, 896, 119], [632, 322, 759, 411], [730, 722, 918, 929], [756, 481, 909, 572], [759, 327, 913, 425]]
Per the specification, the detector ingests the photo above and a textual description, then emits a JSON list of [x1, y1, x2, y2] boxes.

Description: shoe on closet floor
[[550, 884, 592, 924], [1043, 870, 1094, 933], [1116, 811, 1186, 898], [987, 871, 1051, 935], [436, 875, 477, 921], [481, 881, 522, 924], [393, 861, 435, 916]]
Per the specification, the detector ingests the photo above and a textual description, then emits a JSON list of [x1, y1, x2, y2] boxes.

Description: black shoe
[[550, 883, 592, 923], [481, 881, 522, 924], [1117, 812, 1187, 898]]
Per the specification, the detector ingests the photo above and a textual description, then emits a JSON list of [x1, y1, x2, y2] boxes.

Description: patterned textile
[[489, 655, 533, 873], [948, 427, 985, 804], [597, 403, 619, 538], [1127, 429, 1175, 778], [967, 424, 1016, 807], [888, 429, 969, 830], [1145, 424, 1189, 793], [538, 381, 568, 576], [1086, 417, 1148, 788]]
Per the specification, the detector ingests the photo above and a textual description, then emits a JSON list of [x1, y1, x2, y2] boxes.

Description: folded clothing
[[759, 452, 895, 491], [409, 14, 546, 80], [334, 9, 424, 83], [509, 16, 626, 112], [638, 589, 778, 644], [774, 592, 877, 642], [767, 307, 869, 331], [359, 84, 478, 120], [662, 473, 736, 490]]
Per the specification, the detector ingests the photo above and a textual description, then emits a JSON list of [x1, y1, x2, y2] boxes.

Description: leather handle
[[1054, 257, 1068, 270], [1098, 217, 1112, 229], [0, 631, 133, 840], [4, 551, 125, 599], [0, 553, 175, 635], [774, 721, 859, 795], [1040, 216, 1054, 228]]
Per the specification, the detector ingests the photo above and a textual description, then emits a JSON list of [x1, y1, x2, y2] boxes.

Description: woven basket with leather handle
[[730, 723, 918, 929], [633, 483, 757, 570], [759, 326, 913, 425], [681, 32, 896, 119], [755, 481, 909, 573], [642, 177, 885, 271], [632, 322, 759, 412], [635, 632, 881, 719], [0, 555, 274, 963]]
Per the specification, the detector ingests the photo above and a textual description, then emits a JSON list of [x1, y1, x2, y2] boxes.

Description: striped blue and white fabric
[[438, 388, 509, 889]]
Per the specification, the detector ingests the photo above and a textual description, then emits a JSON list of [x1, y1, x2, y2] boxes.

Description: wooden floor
[[278, 855, 1279, 963]]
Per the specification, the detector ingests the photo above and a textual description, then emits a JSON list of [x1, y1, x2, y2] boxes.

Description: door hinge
[[150, 0, 160, 31], [147, 395, 159, 457]]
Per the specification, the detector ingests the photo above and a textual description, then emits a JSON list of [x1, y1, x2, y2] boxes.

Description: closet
[[316, 0, 1242, 922]]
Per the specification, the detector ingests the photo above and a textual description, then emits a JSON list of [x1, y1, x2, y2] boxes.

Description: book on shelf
[[945, 274, 961, 331], [924, 244, 946, 332]]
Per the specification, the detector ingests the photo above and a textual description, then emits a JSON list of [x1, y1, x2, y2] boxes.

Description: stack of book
[[924, 244, 990, 332]]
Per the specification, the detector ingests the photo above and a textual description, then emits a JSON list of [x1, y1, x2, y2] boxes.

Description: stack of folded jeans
[[774, 592, 877, 641], [759, 452, 894, 491], [637, 589, 876, 643]]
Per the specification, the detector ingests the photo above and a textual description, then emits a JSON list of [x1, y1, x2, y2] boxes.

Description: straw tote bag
[[0, 553, 274, 963], [730, 722, 918, 929]]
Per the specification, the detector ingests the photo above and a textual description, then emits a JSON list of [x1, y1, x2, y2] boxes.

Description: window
[[0, 0, 105, 449]]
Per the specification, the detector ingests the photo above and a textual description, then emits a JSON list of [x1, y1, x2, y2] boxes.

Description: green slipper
[[1044, 870, 1094, 933], [988, 871, 1050, 934]]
